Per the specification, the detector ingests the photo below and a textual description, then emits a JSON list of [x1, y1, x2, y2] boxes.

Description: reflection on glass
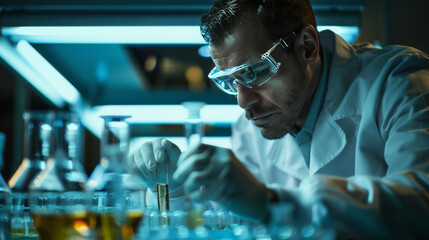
[[182, 102, 207, 229], [86, 116, 146, 240], [8, 111, 53, 239], [29, 112, 92, 240]]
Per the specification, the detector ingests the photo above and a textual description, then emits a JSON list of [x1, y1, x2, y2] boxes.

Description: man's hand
[[173, 143, 271, 221], [129, 138, 184, 198]]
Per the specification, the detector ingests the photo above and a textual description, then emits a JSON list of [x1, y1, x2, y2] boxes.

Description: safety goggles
[[208, 31, 297, 95]]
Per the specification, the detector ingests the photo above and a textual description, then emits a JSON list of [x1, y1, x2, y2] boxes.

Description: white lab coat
[[231, 30, 429, 239]]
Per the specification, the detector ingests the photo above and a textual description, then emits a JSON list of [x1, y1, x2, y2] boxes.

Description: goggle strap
[[278, 39, 288, 49], [280, 32, 297, 49]]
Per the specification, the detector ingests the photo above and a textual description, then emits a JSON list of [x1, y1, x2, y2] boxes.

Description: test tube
[[156, 162, 169, 213]]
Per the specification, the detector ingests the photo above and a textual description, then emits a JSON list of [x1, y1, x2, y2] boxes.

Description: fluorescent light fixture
[[317, 26, 360, 43], [81, 106, 104, 138], [2, 26, 206, 44], [2, 25, 360, 44], [0, 38, 81, 107], [16, 40, 81, 106], [92, 104, 243, 125]]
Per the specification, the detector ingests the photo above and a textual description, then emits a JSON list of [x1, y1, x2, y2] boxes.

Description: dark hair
[[200, 0, 317, 45]]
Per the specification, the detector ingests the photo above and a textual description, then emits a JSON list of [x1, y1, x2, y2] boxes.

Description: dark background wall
[[358, 0, 429, 54]]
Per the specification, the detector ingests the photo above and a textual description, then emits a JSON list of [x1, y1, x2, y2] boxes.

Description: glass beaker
[[8, 111, 53, 239], [0, 132, 11, 240], [86, 116, 146, 240], [29, 111, 93, 240]]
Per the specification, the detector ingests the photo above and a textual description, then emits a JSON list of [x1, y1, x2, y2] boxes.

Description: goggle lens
[[208, 58, 278, 95]]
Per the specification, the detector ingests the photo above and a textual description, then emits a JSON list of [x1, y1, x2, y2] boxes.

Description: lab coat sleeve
[[272, 51, 429, 239]]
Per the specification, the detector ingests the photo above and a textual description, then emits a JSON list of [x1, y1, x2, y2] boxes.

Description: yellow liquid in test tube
[[157, 183, 169, 212]]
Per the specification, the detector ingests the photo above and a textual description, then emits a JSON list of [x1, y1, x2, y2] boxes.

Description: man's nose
[[236, 82, 259, 109]]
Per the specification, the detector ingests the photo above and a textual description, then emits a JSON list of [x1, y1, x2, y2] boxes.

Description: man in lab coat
[[130, 0, 429, 238]]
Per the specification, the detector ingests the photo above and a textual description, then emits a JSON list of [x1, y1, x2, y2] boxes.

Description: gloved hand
[[172, 143, 271, 221], [129, 138, 184, 198]]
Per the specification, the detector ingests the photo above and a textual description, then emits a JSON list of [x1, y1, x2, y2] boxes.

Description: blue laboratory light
[[16, 40, 81, 105], [91, 104, 243, 125], [0, 38, 81, 107], [1, 26, 206, 44], [317, 26, 360, 43], [2, 25, 360, 44]]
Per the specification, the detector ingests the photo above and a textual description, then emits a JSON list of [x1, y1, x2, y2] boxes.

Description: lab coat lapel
[[268, 135, 309, 180], [308, 31, 358, 176], [309, 107, 346, 176]]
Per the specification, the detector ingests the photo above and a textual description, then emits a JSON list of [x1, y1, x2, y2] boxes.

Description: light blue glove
[[172, 143, 271, 221], [129, 138, 184, 198]]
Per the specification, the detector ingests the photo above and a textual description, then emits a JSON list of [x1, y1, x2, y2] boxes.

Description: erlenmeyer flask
[[8, 111, 51, 192], [29, 111, 92, 240], [0, 132, 11, 240], [8, 111, 53, 239], [31, 112, 87, 191], [86, 115, 146, 240]]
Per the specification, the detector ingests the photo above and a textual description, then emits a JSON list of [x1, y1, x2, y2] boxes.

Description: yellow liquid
[[92, 210, 143, 240], [157, 183, 169, 212], [32, 211, 94, 240], [186, 209, 204, 229], [10, 228, 39, 238]]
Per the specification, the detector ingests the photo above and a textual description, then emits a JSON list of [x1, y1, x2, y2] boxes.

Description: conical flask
[[86, 115, 146, 240], [0, 132, 11, 240], [8, 111, 53, 239], [8, 111, 52, 192], [30, 112, 87, 192], [29, 111, 93, 240]]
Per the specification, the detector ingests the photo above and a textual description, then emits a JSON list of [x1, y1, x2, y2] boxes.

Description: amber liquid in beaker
[[92, 210, 143, 240], [32, 211, 93, 240]]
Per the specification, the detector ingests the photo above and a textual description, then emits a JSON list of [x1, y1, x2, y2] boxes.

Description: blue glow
[[198, 45, 211, 58], [317, 26, 360, 43], [0, 38, 79, 107], [81, 107, 104, 138], [2, 26, 206, 44], [3, 25, 360, 44], [16, 40, 81, 105], [92, 104, 243, 125]]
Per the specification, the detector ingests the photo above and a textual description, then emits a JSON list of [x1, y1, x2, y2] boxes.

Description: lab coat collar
[[309, 30, 358, 175], [320, 30, 360, 120]]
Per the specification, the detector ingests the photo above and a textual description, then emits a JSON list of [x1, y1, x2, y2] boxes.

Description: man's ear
[[299, 25, 320, 64]]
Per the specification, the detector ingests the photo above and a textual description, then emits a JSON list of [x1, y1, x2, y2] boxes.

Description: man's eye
[[245, 67, 257, 81]]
